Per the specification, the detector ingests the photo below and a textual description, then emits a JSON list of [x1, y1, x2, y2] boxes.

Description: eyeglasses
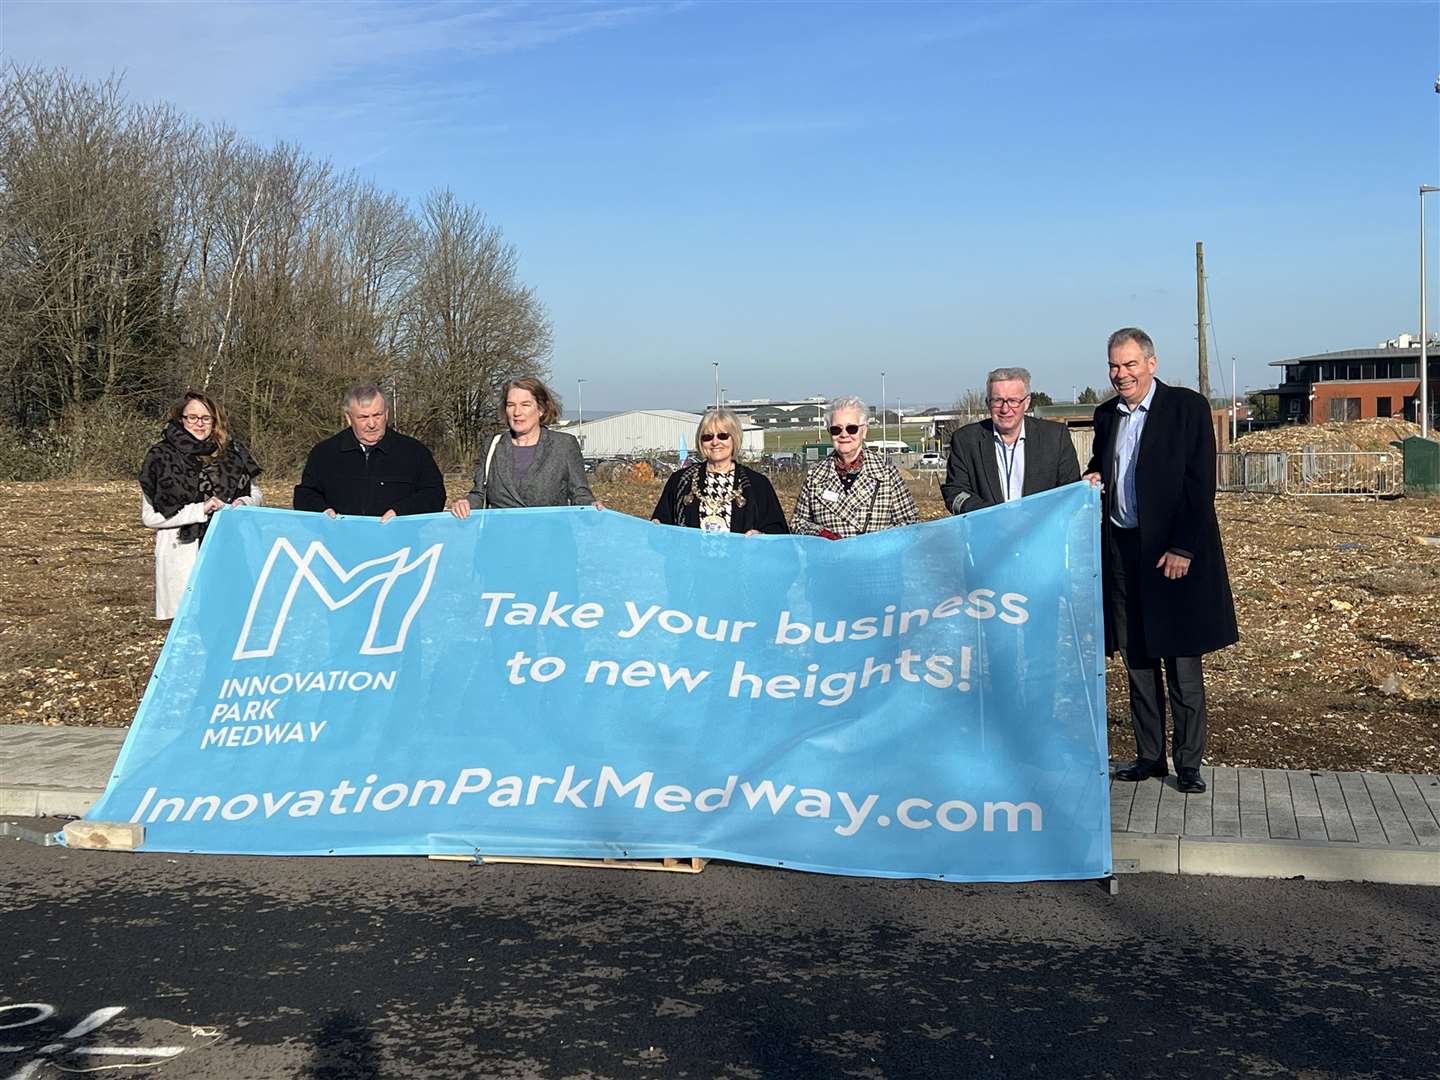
[[181, 413, 214, 426], [828, 424, 863, 436], [986, 396, 1030, 411], [700, 432, 731, 443]]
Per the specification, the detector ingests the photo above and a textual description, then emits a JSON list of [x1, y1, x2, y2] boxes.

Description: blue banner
[[85, 482, 1110, 881]]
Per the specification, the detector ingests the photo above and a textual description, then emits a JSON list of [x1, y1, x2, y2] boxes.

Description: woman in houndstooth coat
[[791, 396, 920, 539]]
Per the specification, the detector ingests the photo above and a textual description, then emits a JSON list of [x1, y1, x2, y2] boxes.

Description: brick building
[[1268, 336, 1437, 426]]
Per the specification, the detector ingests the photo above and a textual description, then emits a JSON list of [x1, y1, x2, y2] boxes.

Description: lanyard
[[998, 438, 1020, 501]]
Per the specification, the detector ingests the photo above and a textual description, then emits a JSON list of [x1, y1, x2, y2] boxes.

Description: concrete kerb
[[1114, 832, 1440, 886], [0, 786, 102, 819], [2, 767, 1436, 886]]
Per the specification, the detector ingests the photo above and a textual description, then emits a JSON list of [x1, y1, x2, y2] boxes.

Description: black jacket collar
[[338, 428, 391, 454]]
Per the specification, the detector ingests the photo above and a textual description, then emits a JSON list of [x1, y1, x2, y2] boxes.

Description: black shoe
[[1175, 768, 1206, 794], [1114, 758, 1168, 782]]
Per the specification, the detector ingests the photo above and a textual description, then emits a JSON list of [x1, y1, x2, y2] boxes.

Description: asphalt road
[[2, 823, 1437, 1079]]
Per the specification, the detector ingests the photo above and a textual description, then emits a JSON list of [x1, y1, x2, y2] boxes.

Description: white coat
[[141, 484, 263, 619]]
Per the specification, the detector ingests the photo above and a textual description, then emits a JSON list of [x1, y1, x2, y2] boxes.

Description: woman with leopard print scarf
[[139, 391, 263, 620]]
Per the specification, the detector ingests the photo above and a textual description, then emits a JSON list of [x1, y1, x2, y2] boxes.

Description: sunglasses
[[828, 424, 862, 436], [700, 432, 731, 443]]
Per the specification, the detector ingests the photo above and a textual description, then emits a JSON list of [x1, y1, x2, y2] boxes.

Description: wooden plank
[[1337, 772, 1390, 845], [1386, 774, 1439, 849], [1416, 775, 1440, 823], [1312, 771, 1358, 843], [1183, 767, 1214, 836], [1238, 768, 1268, 838], [1263, 769, 1298, 840], [1363, 773, 1417, 846], [1155, 777, 1186, 835], [1210, 767, 1240, 838], [62, 821, 143, 851], [1109, 777, 1136, 832], [428, 854, 708, 874], [1287, 770, 1329, 842], [1127, 777, 1162, 834]]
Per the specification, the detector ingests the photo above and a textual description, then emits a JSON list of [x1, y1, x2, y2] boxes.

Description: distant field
[[763, 423, 935, 452]]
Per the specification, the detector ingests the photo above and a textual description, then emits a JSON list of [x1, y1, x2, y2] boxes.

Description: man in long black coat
[[1084, 328, 1238, 794]]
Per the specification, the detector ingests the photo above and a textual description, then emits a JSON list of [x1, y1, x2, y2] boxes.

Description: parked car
[[916, 452, 944, 473]]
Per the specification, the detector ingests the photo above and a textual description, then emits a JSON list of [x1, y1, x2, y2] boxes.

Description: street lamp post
[[880, 370, 888, 455], [713, 362, 720, 412], [1421, 185, 1439, 437], [576, 378, 586, 449]]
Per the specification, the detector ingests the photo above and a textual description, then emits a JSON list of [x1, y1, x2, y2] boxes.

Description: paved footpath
[[3, 724, 1437, 885]]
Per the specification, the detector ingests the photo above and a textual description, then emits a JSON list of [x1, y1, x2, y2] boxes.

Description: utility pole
[[712, 362, 720, 411], [1196, 241, 1211, 401], [1231, 357, 1238, 443]]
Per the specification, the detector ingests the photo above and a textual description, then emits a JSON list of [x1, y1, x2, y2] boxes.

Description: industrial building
[[717, 397, 828, 429], [562, 409, 765, 459]]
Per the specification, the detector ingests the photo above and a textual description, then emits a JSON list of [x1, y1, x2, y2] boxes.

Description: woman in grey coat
[[451, 377, 598, 516]]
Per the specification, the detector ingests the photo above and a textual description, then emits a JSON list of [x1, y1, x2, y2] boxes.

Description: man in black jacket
[[1084, 328, 1238, 794], [941, 366, 1080, 515], [294, 385, 446, 520]]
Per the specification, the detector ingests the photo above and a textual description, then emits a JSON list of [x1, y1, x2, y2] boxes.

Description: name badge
[[821, 490, 840, 503]]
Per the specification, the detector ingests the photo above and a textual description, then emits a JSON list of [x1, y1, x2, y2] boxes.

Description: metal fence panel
[[1069, 429, 1094, 470], [1290, 451, 1402, 496], [1217, 450, 1398, 496], [1244, 452, 1288, 494], [1217, 452, 1246, 492]]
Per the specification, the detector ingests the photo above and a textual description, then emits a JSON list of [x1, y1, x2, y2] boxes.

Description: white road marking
[[0, 1002, 203, 1079]]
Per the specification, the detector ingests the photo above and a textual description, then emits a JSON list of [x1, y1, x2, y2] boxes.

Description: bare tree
[[399, 189, 552, 464], [0, 67, 192, 424], [932, 389, 988, 442], [0, 68, 554, 477]]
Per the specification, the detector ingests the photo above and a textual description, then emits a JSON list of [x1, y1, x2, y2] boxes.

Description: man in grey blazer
[[941, 367, 1080, 515], [941, 367, 1081, 728]]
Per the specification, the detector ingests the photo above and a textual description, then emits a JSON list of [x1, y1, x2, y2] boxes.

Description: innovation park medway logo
[[183, 536, 445, 751], [231, 537, 443, 661]]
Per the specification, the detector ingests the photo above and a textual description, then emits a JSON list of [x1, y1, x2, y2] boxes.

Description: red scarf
[[834, 449, 864, 478]]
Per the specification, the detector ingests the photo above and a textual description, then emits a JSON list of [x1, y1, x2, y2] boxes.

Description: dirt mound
[[1234, 418, 1432, 454]]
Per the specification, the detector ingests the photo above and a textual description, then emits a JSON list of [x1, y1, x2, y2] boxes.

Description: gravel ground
[[2, 476, 1436, 772]]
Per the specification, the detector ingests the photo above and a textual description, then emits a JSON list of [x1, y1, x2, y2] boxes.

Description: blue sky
[[6, 0, 1438, 410]]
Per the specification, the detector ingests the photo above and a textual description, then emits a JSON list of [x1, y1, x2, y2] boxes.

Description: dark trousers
[[1106, 526, 1208, 769]]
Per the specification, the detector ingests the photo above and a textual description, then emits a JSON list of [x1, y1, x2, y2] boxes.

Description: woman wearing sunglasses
[[651, 408, 788, 534], [792, 395, 919, 538], [139, 390, 263, 620]]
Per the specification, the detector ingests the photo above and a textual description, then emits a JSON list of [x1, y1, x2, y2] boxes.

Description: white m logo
[[233, 539, 443, 660]]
